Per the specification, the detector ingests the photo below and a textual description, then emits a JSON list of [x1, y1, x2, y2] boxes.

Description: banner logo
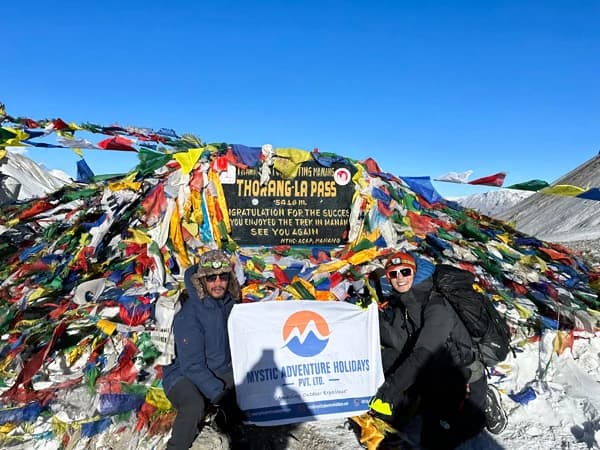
[[282, 310, 330, 357]]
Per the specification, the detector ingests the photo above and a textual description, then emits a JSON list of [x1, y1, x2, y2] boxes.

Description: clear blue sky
[[2, 1, 599, 198]]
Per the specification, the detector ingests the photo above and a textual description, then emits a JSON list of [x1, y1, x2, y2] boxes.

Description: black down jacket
[[378, 276, 479, 400]]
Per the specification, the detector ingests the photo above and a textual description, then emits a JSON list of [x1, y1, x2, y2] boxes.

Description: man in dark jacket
[[369, 251, 491, 449], [162, 249, 241, 450]]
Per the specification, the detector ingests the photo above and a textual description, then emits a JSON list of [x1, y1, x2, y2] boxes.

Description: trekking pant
[[420, 374, 487, 450], [165, 377, 207, 450]]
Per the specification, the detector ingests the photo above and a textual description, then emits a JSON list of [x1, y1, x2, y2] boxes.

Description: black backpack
[[433, 264, 512, 367]]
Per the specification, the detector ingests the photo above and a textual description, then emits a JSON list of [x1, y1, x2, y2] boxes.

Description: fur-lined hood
[[184, 263, 241, 301]]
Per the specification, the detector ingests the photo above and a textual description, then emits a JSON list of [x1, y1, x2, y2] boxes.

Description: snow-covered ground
[[226, 331, 600, 450]]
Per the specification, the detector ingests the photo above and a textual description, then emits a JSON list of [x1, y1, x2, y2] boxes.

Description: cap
[[196, 249, 232, 278], [385, 251, 416, 270]]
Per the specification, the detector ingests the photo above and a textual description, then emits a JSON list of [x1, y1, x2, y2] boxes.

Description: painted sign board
[[220, 162, 356, 246]]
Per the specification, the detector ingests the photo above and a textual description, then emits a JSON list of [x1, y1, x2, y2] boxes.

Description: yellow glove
[[369, 397, 393, 417]]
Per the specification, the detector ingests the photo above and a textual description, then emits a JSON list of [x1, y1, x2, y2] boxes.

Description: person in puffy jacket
[[162, 249, 241, 450], [369, 251, 488, 449]]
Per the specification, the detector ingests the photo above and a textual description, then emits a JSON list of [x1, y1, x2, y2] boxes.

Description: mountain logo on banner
[[282, 310, 331, 357]]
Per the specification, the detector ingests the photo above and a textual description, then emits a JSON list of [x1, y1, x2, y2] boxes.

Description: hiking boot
[[485, 385, 508, 434]]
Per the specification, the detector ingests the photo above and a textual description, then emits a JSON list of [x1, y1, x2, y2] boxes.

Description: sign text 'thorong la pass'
[[221, 161, 357, 246]]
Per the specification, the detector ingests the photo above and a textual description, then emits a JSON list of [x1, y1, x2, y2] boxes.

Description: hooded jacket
[[162, 264, 237, 402], [378, 274, 477, 401]]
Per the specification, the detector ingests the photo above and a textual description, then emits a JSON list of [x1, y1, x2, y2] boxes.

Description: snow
[[469, 331, 600, 450], [456, 189, 534, 218], [298, 332, 600, 450], [0, 148, 70, 199]]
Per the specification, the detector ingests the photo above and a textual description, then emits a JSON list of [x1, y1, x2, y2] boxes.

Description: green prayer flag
[[506, 179, 550, 191]]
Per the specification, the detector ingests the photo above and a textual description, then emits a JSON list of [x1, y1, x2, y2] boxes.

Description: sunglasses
[[387, 268, 413, 278], [205, 272, 230, 282]]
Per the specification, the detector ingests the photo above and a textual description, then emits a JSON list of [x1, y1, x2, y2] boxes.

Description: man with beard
[[162, 249, 242, 450]]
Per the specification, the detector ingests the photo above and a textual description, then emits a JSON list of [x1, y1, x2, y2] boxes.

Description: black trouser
[[165, 378, 207, 450], [419, 374, 487, 450]]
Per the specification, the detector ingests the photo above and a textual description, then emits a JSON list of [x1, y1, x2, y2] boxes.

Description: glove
[[369, 397, 393, 419], [348, 284, 373, 310]]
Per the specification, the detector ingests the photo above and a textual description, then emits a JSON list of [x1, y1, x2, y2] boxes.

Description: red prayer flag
[[142, 184, 167, 226], [97, 136, 136, 151], [362, 157, 382, 174], [273, 264, 291, 285], [406, 211, 438, 236], [539, 247, 573, 266], [23, 118, 40, 128], [52, 118, 71, 130], [18, 200, 55, 220], [468, 172, 506, 187]]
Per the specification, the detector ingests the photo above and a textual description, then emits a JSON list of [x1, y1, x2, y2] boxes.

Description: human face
[[386, 266, 415, 293], [204, 272, 230, 299]]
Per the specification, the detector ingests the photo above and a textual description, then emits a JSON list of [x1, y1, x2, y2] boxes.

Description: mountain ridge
[[456, 189, 533, 218], [498, 153, 600, 242], [454, 153, 600, 244], [0, 149, 70, 201]]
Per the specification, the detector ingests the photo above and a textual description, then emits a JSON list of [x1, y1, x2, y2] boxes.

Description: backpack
[[432, 264, 511, 367]]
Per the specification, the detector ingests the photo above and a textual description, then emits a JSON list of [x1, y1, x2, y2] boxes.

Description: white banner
[[228, 301, 384, 425]]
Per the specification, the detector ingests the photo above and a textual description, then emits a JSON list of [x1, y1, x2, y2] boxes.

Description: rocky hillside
[[498, 153, 600, 243], [454, 154, 600, 265]]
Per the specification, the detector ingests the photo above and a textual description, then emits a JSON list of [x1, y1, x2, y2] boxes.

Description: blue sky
[[2, 1, 599, 198]]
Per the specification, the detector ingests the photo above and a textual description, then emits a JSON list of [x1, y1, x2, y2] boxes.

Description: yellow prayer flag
[[127, 228, 153, 245], [0, 423, 16, 433], [169, 202, 191, 267], [108, 173, 141, 192], [513, 302, 533, 320], [552, 330, 573, 356], [521, 255, 548, 272], [540, 184, 585, 197], [347, 248, 379, 265], [173, 148, 202, 174], [273, 148, 312, 178], [313, 259, 349, 274], [51, 415, 69, 437], [96, 319, 117, 335], [68, 122, 84, 130], [182, 221, 199, 237], [28, 287, 46, 302], [208, 169, 231, 233], [146, 386, 173, 411]]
